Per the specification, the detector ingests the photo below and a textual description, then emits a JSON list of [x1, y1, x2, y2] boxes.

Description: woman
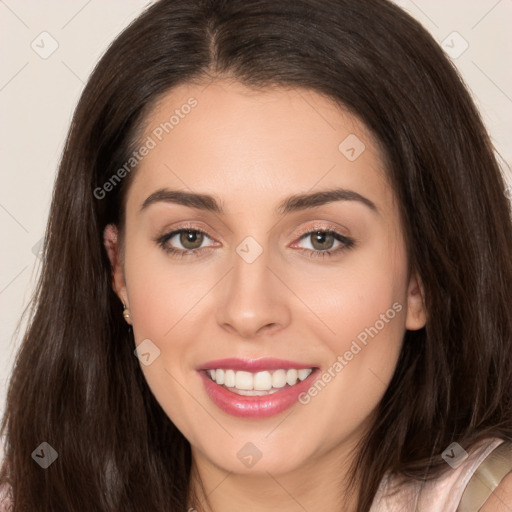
[[1, 0, 511, 510]]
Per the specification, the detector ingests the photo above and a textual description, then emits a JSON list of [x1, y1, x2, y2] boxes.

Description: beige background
[[0, 0, 511, 416]]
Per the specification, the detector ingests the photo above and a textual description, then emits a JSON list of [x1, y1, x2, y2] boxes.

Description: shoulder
[[480, 470, 512, 511], [480, 471, 512, 511], [473, 442, 512, 512], [371, 437, 510, 512], [432, 438, 512, 511]]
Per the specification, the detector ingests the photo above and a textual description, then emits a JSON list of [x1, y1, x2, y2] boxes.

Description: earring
[[122, 303, 131, 324]]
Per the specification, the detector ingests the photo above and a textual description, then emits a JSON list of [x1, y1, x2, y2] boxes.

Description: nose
[[215, 244, 291, 339]]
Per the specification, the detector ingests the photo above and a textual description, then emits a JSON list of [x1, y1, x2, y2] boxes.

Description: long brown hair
[[2, 0, 512, 510]]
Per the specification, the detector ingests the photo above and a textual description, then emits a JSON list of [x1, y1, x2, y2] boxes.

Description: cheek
[[123, 235, 203, 336], [303, 236, 407, 419], [122, 243, 207, 433], [332, 269, 404, 348], [301, 231, 407, 356], [298, 237, 407, 416]]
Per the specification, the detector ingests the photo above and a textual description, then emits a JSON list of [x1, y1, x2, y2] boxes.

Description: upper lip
[[198, 358, 317, 372]]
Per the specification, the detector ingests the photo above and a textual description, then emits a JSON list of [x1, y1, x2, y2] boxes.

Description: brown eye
[[178, 230, 204, 250], [156, 228, 215, 255], [309, 231, 336, 251], [292, 228, 355, 259]]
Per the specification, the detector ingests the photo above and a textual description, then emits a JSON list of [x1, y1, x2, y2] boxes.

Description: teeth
[[225, 369, 236, 387], [298, 368, 311, 381], [235, 371, 253, 390], [253, 371, 272, 391], [272, 369, 287, 388], [234, 388, 281, 396], [286, 369, 298, 386], [206, 368, 313, 392]]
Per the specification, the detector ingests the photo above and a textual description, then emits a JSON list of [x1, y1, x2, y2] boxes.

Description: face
[[105, 80, 426, 480]]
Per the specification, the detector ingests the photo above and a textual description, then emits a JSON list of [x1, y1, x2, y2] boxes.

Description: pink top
[[370, 437, 505, 511], [0, 437, 505, 511]]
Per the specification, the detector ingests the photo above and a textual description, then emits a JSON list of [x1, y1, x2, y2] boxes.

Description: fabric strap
[[457, 441, 512, 511]]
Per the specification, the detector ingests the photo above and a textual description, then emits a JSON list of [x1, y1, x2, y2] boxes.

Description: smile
[[206, 368, 313, 395], [198, 358, 319, 418]]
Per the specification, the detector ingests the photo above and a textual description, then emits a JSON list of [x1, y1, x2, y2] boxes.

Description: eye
[[292, 228, 355, 258], [155, 226, 216, 257], [155, 225, 355, 259]]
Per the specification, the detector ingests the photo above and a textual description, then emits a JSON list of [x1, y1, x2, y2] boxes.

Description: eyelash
[[155, 224, 355, 259]]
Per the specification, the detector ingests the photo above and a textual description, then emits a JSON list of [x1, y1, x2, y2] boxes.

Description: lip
[[198, 367, 320, 418], [198, 357, 316, 372]]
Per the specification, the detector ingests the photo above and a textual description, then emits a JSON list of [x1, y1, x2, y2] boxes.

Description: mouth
[[205, 367, 314, 395], [197, 358, 319, 418]]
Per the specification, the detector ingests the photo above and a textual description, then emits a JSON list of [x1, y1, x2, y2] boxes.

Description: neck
[[186, 437, 362, 512]]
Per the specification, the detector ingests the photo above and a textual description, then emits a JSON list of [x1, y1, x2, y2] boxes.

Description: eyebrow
[[140, 187, 378, 215]]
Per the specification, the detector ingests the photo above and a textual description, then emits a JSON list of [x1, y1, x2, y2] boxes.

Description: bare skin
[[104, 80, 427, 512]]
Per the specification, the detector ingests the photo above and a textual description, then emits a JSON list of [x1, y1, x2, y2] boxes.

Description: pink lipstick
[[198, 358, 319, 418]]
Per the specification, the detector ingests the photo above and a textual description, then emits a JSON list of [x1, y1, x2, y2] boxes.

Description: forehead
[[126, 80, 393, 216]]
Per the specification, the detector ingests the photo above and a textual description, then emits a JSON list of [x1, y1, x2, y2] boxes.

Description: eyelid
[[291, 222, 351, 242], [155, 221, 355, 257], [156, 223, 218, 247], [158, 221, 349, 242]]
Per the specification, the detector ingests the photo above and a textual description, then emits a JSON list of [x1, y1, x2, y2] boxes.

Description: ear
[[405, 271, 427, 330], [103, 224, 129, 308]]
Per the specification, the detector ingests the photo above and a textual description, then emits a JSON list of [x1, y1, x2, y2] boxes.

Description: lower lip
[[199, 369, 319, 418]]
